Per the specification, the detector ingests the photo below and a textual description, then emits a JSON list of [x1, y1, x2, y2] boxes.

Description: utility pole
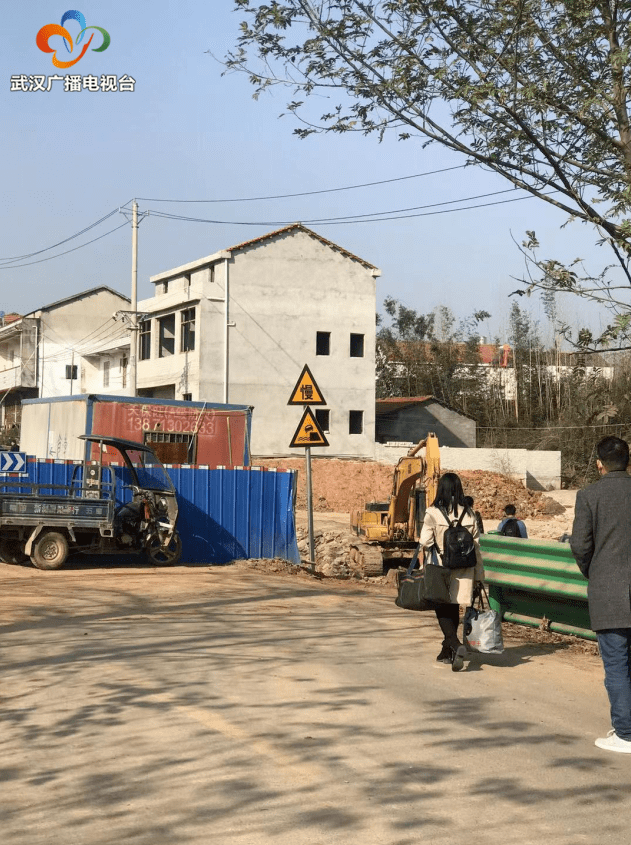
[[129, 200, 138, 397], [223, 256, 230, 404]]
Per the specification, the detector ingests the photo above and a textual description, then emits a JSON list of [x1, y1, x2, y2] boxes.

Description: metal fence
[[4, 459, 300, 566], [479, 534, 593, 640]]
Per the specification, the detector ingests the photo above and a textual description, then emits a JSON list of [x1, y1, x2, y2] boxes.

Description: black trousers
[[434, 603, 461, 651]]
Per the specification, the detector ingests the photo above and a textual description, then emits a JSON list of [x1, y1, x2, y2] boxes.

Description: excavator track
[[349, 541, 384, 577]]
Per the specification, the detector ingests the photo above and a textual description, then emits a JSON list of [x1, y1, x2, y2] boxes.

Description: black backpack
[[500, 517, 521, 538], [439, 506, 477, 570]]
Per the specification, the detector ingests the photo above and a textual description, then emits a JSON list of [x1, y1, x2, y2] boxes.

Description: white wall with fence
[[374, 442, 561, 490]]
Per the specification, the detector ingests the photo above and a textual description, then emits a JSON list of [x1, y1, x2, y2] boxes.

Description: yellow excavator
[[349, 433, 440, 576]]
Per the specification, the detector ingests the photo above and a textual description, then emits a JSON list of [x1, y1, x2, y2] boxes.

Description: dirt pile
[[255, 457, 559, 521]]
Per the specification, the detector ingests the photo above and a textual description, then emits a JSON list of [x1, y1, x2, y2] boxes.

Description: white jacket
[[419, 505, 485, 605]]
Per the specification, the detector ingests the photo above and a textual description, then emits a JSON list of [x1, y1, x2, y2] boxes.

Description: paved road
[[1, 561, 629, 845]]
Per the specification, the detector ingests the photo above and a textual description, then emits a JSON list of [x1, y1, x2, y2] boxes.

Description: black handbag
[[395, 546, 452, 611]]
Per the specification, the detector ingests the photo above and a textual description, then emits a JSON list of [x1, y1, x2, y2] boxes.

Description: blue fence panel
[[165, 466, 299, 564], [3, 459, 299, 566]]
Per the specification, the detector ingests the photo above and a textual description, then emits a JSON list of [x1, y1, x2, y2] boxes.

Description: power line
[[136, 165, 467, 203], [0, 221, 129, 270], [147, 189, 543, 227], [478, 423, 630, 430], [0, 208, 126, 264]]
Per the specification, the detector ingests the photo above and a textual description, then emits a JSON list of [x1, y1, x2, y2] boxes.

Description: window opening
[[181, 307, 196, 352], [144, 431, 196, 464], [159, 314, 176, 357], [316, 331, 331, 356], [139, 320, 151, 360], [349, 410, 363, 435], [350, 333, 365, 357], [315, 408, 330, 433]]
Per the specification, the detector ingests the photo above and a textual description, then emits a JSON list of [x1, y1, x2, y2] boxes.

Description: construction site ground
[[259, 457, 577, 579], [4, 462, 605, 843], [2, 555, 625, 845]]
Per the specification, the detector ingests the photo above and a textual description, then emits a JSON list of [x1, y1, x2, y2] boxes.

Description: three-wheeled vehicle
[[0, 435, 182, 570]]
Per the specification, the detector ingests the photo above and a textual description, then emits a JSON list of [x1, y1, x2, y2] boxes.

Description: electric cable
[[136, 165, 467, 203], [0, 208, 125, 264], [0, 221, 129, 270], [146, 188, 545, 227]]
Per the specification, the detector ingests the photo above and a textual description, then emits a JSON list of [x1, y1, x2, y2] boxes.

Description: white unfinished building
[[136, 224, 380, 457]]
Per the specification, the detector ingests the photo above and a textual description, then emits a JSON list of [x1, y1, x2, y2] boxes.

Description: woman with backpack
[[419, 473, 485, 671]]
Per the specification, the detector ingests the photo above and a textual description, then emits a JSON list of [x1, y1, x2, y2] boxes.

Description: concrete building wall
[[374, 442, 561, 490], [376, 402, 476, 448], [140, 228, 378, 458], [37, 289, 129, 397], [136, 301, 201, 400]]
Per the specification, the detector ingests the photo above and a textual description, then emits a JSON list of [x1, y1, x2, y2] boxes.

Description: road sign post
[[288, 366, 328, 569], [0, 452, 27, 474]]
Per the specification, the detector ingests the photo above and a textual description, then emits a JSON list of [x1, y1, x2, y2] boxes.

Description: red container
[[20, 394, 253, 466]]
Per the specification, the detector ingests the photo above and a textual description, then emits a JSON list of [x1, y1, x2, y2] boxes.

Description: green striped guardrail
[[479, 533, 594, 641]]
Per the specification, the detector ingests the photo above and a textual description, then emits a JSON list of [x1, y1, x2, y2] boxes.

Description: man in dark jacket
[[571, 436, 631, 753]]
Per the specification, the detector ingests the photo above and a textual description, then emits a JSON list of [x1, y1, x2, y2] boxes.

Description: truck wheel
[[31, 532, 69, 570], [146, 532, 182, 566], [0, 540, 28, 565]]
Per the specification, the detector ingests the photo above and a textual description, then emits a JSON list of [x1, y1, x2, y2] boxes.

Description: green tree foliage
[[376, 297, 631, 484], [376, 299, 490, 419], [225, 1, 631, 347]]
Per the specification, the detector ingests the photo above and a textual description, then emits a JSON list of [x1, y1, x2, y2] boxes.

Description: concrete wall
[[37, 289, 130, 397], [140, 229, 378, 458], [376, 401, 476, 448], [375, 442, 561, 490]]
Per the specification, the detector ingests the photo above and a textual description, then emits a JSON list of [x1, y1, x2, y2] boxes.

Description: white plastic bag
[[464, 589, 504, 654]]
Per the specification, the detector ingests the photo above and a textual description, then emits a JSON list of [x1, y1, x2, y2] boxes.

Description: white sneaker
[[595, 730, 631, 753]]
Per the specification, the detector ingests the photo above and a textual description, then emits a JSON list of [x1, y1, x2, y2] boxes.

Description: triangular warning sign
[[289, 407, 329, 448], [287, 364, 326, 406]]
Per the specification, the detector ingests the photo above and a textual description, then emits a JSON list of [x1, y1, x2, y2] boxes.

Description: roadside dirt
[[236, 557, 598, 659], [255, 457, 564, 521]]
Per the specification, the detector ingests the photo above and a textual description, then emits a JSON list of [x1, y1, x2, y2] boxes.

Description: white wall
[[141, 228, 378, 458], [375, 442, 561, 490], [37, 289, 130, 397]]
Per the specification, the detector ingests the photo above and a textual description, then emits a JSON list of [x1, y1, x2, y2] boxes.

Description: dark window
[[349, 410, 363, 435], [182, 392, 192, 402], [65, 364, 77, 380], [103, 360, 110, 388], [315, 409, 330, 433], [159, 314, 176, 357], [181, 307, 195, 352], [350, 333, 365, 357], [144, 431, 196, 464], [163, 281, 169, 294], [139, 320, 151, 360], [316, 331, 331, 356]]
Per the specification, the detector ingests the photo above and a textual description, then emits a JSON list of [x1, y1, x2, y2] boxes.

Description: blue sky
[[0, 1, 610, 345]]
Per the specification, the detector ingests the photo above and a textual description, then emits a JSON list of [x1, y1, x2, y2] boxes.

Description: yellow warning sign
[[287, 365, 326, 406], [289, 407, 329, 448]]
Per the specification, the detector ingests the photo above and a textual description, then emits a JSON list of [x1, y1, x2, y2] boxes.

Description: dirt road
[[1, 557, 628, 845]]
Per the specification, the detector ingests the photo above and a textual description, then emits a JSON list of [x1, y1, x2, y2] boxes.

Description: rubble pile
[[296, 527, 374, 580], [457, 471, 565, 519], [256, 457, 561, 520]]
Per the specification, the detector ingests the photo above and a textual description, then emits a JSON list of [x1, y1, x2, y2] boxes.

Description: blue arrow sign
[[0, 452, 26, 473]]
